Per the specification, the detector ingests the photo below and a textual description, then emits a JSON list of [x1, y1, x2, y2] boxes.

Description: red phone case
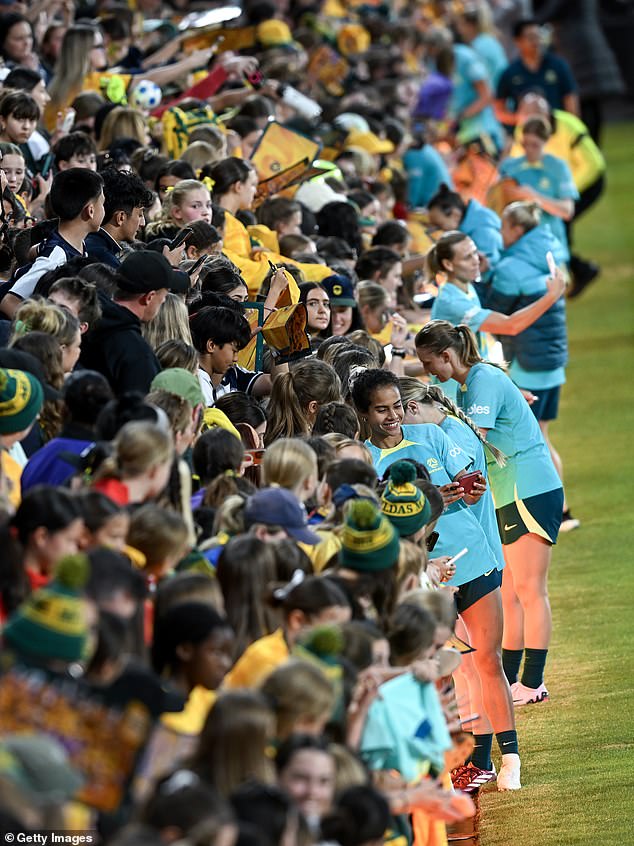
[[458, 471, 482, 495]]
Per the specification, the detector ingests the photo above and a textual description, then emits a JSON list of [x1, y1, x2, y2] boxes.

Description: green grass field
[[479, 122, 634, 845]]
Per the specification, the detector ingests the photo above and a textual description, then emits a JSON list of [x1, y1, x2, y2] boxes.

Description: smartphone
[[40, 151, 54, 180], [187, 253, 208, 277], [426, 531, 439, 553], [169, 227, 193, 251], [457, 470, 483, 496], [61, 108, 76, 133], [546, 250, 557, 277]]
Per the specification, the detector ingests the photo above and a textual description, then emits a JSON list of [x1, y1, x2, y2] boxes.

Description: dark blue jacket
[[486, 225, 568, 372], [85, 228, 121, 269]]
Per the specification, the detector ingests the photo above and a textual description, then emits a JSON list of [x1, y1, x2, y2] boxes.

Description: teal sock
[[470, 733, 493, 770], [502, 648, 523, 684], [521, 648, 548, 688], [496, 729, 519, 757]]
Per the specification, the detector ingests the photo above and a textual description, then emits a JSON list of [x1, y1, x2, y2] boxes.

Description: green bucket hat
[[150, 367, 204, 409], [380, 460, 433, 537]]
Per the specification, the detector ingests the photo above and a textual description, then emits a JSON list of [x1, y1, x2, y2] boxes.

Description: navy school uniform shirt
[[8, 229, 85, 302]]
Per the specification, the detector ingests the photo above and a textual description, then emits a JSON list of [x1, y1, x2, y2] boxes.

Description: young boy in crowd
[[189, 305, 269, 406], [85, 167, 154, 268], [0, 168, 105, 318], [53, 132, 98, 172]]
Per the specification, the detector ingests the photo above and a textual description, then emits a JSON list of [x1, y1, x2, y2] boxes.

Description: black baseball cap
[[117, 250, 190, 295]]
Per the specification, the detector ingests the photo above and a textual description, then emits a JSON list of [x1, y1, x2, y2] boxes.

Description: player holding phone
[[352, 368, 521, 792], [398, 375, 521, 791], [416, 321, 564, 720]]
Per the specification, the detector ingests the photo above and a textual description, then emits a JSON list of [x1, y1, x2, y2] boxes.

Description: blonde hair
[[260, 659, 335, 740], [192, 690, 276, 797], [356, 280, 388, 311], [322, 434, 374, 465], [188, 124, 227, 155], [99, 106, 148, 151], [146, 389, 192, 436], [161, 179, 209, 226], [11, 298, 79, 347], [181, 140, 222, 172], [397, 538, 427, 592], [95, 421, 173, 482], [262, 438, 317, 491], [400, 587, 457, 631], [127, 504, 189, 571], [48, 25, 96, 115], [155, 339, 199, 373], [503, 200, 542, 233], [398, 375, 507, 466], [329, 743, 368, 792], [212, 494, 246, 538], [142, 292, 193, 350]]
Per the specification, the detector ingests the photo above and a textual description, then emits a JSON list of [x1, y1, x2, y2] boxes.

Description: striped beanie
[[340, 499, 399, 572], [380, 460, 433, 537], [0, 368, 43, 435], [3, 554, 90, 663]]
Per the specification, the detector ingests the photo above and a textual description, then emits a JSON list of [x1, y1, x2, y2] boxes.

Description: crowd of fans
[[0, 0, 622, 844]]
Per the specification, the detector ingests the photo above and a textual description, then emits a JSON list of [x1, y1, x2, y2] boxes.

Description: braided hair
[[398, 376, 507, 467]]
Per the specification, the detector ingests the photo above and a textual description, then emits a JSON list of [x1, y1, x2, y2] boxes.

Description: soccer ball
[[130, 80, 162, 111]]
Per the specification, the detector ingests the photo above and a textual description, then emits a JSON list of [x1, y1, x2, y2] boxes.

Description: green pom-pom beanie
[[341, 499, 399, 572], [380, 460, 433, 537], [3, 554, 91, 663]]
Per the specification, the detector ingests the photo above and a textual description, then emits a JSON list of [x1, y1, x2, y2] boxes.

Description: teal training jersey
[[366, 424, 502, 585], [456, 363, 562, 508], [431, 281, 491, 358], [439, 415, 504, 571], [498, 153, 579, 259]]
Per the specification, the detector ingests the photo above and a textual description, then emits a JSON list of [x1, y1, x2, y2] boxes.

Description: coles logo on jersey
[[466, 404, 490, 416]]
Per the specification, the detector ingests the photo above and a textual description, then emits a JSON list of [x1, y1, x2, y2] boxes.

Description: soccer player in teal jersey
[[352, 369, 521, 791], [416, 321, 564, 711]]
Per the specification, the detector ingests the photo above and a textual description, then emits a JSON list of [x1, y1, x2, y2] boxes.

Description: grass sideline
[[479, 122, 634, 845]]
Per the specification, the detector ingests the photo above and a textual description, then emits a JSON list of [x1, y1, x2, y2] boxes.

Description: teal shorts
[[496, 488, 564, 545]]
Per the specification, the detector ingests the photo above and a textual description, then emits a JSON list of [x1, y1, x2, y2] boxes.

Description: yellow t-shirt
[[222, 212, 333, 297], [132, 686, 216, 803], [1, 450, 22, 509], [223, 628, 289, 689]]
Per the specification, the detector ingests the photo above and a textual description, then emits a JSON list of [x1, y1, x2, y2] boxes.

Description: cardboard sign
[[262, 303, 311, 364], [251, 121, 321, 181]]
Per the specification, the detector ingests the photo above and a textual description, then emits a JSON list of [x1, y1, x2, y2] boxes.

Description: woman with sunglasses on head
[[415, 320, 564, 714]]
